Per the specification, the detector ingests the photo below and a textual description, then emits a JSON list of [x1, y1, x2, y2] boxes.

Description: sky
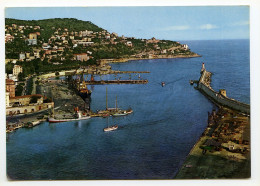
[[5, 6, 249, 41]]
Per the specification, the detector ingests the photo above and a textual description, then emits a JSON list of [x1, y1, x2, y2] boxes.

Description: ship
[[48, 115, 91, 123], [77, 80, 92, 100], [48, 106, 91, 123], [70, 70, 92, 101]]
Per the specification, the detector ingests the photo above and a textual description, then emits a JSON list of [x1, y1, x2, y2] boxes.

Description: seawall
[[197, 69, 250, 114]]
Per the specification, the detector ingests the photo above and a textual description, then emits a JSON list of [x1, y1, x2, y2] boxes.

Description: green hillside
[[5, 18, 104, 40]]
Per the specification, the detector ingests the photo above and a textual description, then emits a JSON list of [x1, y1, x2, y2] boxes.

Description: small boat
[[103, 117, 118, 132], [103, 125, 118, 132], [161, 82, 165, 87]]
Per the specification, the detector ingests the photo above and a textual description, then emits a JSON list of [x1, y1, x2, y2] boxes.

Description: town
[[5, 18, 199, 132]]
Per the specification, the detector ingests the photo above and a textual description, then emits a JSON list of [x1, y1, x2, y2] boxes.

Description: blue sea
[[6, 39, 250, 180]]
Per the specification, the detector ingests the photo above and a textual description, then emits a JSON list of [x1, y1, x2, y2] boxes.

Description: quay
[[193, 63, 250, 115], [85, 79, 148, 85]]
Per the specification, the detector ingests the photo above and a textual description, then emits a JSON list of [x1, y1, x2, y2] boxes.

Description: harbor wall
[[198, 70, 250, 114]]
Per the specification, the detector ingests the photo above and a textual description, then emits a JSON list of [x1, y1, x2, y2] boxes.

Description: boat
[[103, 125, 118, 132], [112, 110, 128, 116], [72, 73, 92, 100], [103, 117, 118, 132], [48, 115, 91, 123], [78, 80, 92, 100], [112, 95, 127, 116], [161, 82, 165, 87], [48, 106, 91, 123]]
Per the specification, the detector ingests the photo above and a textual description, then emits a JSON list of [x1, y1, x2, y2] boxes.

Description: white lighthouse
[[201, 62, 205, 73]]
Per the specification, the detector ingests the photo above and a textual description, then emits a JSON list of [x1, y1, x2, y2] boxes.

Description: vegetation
[[6, 18, 104, 41], [15, 84, 23, 96], [30, 95, 41, 103], [27, 77, 33, 95], [5, 18, 197, 79]]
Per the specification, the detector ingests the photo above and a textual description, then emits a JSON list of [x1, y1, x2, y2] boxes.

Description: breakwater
[[197, 66, 250, 114], [85, 79, 148, 85]]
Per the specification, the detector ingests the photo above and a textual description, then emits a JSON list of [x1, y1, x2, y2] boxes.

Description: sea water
[[6, 39, 250, 179]]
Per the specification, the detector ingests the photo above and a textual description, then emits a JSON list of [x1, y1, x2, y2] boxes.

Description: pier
[[85, 79, 148, 85], [193, 63, 250, 114]]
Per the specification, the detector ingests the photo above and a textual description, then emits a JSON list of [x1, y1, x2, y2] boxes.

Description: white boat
[[112, 111, 128, 117], [103, 125, 118, 132], [49, 111, 91, 123], [103, 116, 118, 132]]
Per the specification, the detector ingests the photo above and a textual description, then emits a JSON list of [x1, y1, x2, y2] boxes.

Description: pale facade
[[13, 65, 23, 76]]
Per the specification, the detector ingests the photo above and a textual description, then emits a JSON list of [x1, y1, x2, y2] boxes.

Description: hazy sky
[[5, 6, 249, 41]]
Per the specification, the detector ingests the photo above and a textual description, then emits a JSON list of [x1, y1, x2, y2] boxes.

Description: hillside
[[5, 18, 104, 40]]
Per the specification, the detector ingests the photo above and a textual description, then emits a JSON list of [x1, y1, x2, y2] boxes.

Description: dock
[[85, 79, 148, 85]]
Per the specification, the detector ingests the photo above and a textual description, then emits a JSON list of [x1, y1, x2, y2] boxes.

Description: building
[[74, 53, 89, 62], [182, 44, 189, 50], [9, 94, 43, 106], [28, 39, 37, 45], [126, 41, 133, 47], [146, 37, 160, 44], [6, 92, 10, 107], [5, 34, 14, 43], [13, 65, 23, 76], [28, 33, 38, 45], [29, 33, 37, 40], [19, 53, 26, 60], [6, 79, 15, 97], [6, 94, 54, 116], [8, 74, 18, 82]]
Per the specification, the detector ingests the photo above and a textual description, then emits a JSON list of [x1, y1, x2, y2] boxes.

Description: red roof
[[6, 79, 15, 84]]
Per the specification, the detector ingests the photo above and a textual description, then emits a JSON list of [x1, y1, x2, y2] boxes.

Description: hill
[[5, 18, 104, 40]]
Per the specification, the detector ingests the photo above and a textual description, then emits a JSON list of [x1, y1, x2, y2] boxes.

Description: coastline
[[104, 53, 201, 63], [38, 53, 200, 79]]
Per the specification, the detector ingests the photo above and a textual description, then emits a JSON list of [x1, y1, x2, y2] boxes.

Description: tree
[[18, 72, 25, 81], [55, 71, 60, 79], [30, 95, 41, 104]]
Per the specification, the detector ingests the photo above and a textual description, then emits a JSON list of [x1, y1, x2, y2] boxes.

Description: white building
[[19, 53, 26, 60], [6, 92, 10, 107], [13, 65, 23, 76]]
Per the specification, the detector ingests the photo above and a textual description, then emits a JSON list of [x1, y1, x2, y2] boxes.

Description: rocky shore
[[175, 107, 250, 179]]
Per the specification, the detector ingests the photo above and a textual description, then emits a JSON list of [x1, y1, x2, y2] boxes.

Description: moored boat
[[112, 111, 127, 117], [48, 115, 91, 123]]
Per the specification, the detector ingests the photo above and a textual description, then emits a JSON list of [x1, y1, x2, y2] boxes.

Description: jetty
[[85, 79, 148, 85], [192, 63, 250, 114]]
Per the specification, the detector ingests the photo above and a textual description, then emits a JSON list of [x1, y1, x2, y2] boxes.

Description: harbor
[[6, 39, 250, 180]]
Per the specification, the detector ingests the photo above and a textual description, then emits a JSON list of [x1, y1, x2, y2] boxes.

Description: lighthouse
[[201, 62, 205, 74]]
